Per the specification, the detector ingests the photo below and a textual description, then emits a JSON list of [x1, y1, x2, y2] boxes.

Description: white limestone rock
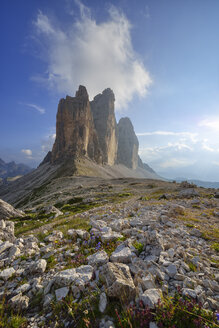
[[87, 250, 109, 266], [110, 245, 133, 264], [140, 288, 162, 308], [0, 267, 15, 280]]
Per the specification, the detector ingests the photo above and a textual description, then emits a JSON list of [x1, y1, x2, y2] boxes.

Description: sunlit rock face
[[117, 117, 139, 169], [42, 85, 148, 173], [90, 88, 118, 166], [51, 86, 102, 164]]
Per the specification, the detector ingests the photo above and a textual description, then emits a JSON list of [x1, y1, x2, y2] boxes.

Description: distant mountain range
[[174, 178, 219, 189], [0, 158, 32, 181]]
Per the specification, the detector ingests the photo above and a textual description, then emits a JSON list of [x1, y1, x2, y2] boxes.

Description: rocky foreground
[[0, 181, 218, 327]]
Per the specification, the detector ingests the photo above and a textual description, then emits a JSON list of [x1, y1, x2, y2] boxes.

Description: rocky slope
[[0, 86, 160, 206], [0, 181, 218, 327], [0, 199, 24, 220]]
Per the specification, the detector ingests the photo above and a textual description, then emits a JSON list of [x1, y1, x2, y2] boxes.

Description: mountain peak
[[42, 85, 154, 176], [75, 85, 89, 98]]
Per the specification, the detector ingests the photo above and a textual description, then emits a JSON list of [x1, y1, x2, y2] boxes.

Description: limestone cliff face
[[51, 86, 102, 164], [42, 85, 155, 176], [117, 117, 139, 169], [90, 89, 118, 165]]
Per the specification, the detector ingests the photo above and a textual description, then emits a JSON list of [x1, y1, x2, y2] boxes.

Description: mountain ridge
[[0, 158, 32, 180], [0, 85, 161, 206]]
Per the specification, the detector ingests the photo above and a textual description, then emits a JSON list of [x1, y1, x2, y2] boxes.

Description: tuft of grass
[[187, 261, 197, 272], [116, 291, 218, 328], [46, 255, 57, 271], [0, 296, 27, 328], [211, 242, 219, 253], [118, 192, 132, 197], [53, 217, 90, 236], [51, 290, 100, 328], [186, 223, 195, 228], [133, 241, 144, 254]]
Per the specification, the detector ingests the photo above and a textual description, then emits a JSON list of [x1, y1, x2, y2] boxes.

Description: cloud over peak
[[21, 149, 32, 157], [33, 2, 152, 109]]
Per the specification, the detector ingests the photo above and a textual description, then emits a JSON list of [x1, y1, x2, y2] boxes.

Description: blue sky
[[1, 0, 219, 181]]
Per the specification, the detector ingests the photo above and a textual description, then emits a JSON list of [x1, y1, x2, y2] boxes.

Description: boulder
[[54, 265, 93, 287], [9, 293, 29, 311], [0, 199, 24, 220], [178, 189, 199, 198], [87, 250, 109, 266], [140, 288, 162, 308], [0, 220, 15, 242], [0, 240, 13, 254], [29, 259, 47, 275], [0, 267, 15, 280], [110, 245, 132, 264], [102, 262, 136, 303]]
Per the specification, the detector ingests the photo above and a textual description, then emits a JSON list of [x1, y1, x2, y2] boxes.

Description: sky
[[1, 0, 219, 181]]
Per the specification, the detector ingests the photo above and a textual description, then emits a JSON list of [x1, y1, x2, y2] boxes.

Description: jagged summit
[[90, 87, 117, 165], [0, 86, 160, 207], [75, 85, 89, 98], [51, 85, 102, 164]]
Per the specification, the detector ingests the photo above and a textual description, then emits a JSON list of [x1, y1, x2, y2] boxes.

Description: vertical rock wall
[[117, 117, 139, 169], [51, 86, 102, 164], [90, 88, 118, 165]]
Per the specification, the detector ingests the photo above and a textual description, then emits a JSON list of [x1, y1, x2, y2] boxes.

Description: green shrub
[[133, 241, 144, 254]]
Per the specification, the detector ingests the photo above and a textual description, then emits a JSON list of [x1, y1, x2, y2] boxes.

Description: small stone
[[55, 287, 69, 301], [0, 267, 15, 280], [87, 250, 109, 266], [15, 283, 31, 294], [140, 289, 162, 308], [9, 246, 20, 258], [29, 259, 47, 274], [9, 293, 29, 310], [149, 323, 158, 328], [182, 288, 197, 298], [44, 293, 54, 307], [99, 292, 107, 313], [190, 228, 202, 238], [0, 241, 13, 254], [110, 245, 132, 264], [166, 264, 177, 278]]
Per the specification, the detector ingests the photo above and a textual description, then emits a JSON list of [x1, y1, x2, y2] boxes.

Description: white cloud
[[33, 2, 152, 109], [20, 102, 45, 114], [212, 161, 219, 166], [159, 158, 195, 169], [21, 149, 32, 157], [137, 131, 198, 143], [41, 134, 56, 153], [199, 118, 219, 130]]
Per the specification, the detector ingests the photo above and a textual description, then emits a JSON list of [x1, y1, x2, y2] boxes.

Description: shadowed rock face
[[51, 86, 102, 164], [117, 117, 139, 169], [41, 85, 155, 177], [90, 88, 118, 165]]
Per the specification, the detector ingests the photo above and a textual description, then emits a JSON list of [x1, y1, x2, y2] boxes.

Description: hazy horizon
[[1, 0, 219, 182]]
